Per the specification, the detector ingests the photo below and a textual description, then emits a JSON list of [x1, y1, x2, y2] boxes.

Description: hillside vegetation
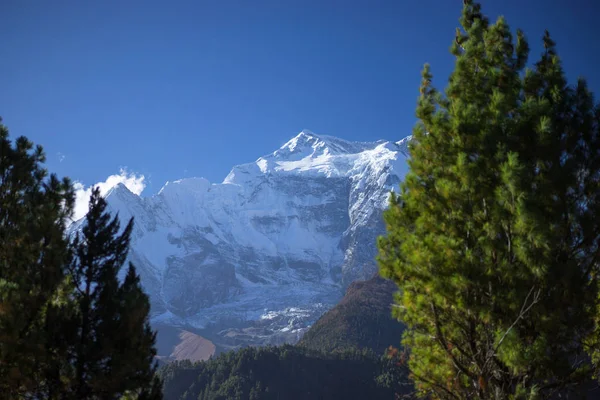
[[299, 275, 404, 354], [159, 345, 411, 400]]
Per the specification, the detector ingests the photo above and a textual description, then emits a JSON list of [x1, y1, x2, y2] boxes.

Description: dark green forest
[[159, 345, 410, 400]]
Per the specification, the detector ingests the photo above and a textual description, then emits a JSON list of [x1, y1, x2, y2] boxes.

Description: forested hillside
[[299, 274, 404, 354], [159, 345, 411, 400]]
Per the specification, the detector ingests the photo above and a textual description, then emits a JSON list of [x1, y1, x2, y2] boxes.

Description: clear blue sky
[[1, 0, 599, 194]]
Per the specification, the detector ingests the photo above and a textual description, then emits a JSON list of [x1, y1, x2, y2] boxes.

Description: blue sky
[[1, 0, 599, 198]]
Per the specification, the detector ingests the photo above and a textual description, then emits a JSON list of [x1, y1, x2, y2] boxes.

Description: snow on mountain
[[71, 130, 411, 347]]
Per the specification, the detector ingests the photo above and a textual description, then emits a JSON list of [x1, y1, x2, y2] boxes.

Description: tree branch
[[431, 302, 477, 380], [410, 369, 463, 400], [483, 286, 541, 372]]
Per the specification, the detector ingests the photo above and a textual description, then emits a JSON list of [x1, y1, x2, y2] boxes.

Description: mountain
[[299, 274, 405, 354], [71, 130, 411, 348]]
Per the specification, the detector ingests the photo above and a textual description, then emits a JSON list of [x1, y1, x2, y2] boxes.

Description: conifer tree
[[64, 188, 162, 399], [1, 121, 161, 399], [0, 119, 75, 398], [378, 1, 600, 399]]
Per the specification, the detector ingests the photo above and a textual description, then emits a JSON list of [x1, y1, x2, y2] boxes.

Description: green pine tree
[[378, 1, 600, 399], [64, 188, 161, 399], [0, 119, 75, 398]]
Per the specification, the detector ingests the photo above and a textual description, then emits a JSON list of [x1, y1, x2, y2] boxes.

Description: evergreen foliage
[[0, 121, 162, 399], [159, 345, 411, 400], [60, 188, 162, 399], [378, 1, 600, 399], [0, 118, 75, 398]]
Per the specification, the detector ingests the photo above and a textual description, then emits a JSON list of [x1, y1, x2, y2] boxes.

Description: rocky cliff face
[[71, 130, 410, 346]]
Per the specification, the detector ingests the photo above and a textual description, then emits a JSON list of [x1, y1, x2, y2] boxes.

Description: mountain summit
[[224, 130, 400, 184], [75, 131, 411, 347], [276, 129, 383, 156]]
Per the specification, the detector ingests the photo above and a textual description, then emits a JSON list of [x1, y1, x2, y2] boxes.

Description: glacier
[[72, 130, 411, 348]]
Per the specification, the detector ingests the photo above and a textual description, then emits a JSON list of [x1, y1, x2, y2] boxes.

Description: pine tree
[[378, 1, 600, 399], [0, 119, 75, 398], [64, 188, 161, 399]]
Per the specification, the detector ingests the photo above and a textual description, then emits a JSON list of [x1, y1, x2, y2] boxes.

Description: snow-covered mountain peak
[[223, 131, 401, 185], [79, 130, 412, 347], [275, 130, 382, 159], [104, 182, 142, 207], [106, 182, 134, 197]]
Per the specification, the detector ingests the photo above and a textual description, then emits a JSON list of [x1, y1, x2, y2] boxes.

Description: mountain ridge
[[72, 130, 411, 347]]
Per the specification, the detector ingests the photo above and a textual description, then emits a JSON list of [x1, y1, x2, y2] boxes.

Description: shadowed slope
[[299, 274, 405, 354]]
